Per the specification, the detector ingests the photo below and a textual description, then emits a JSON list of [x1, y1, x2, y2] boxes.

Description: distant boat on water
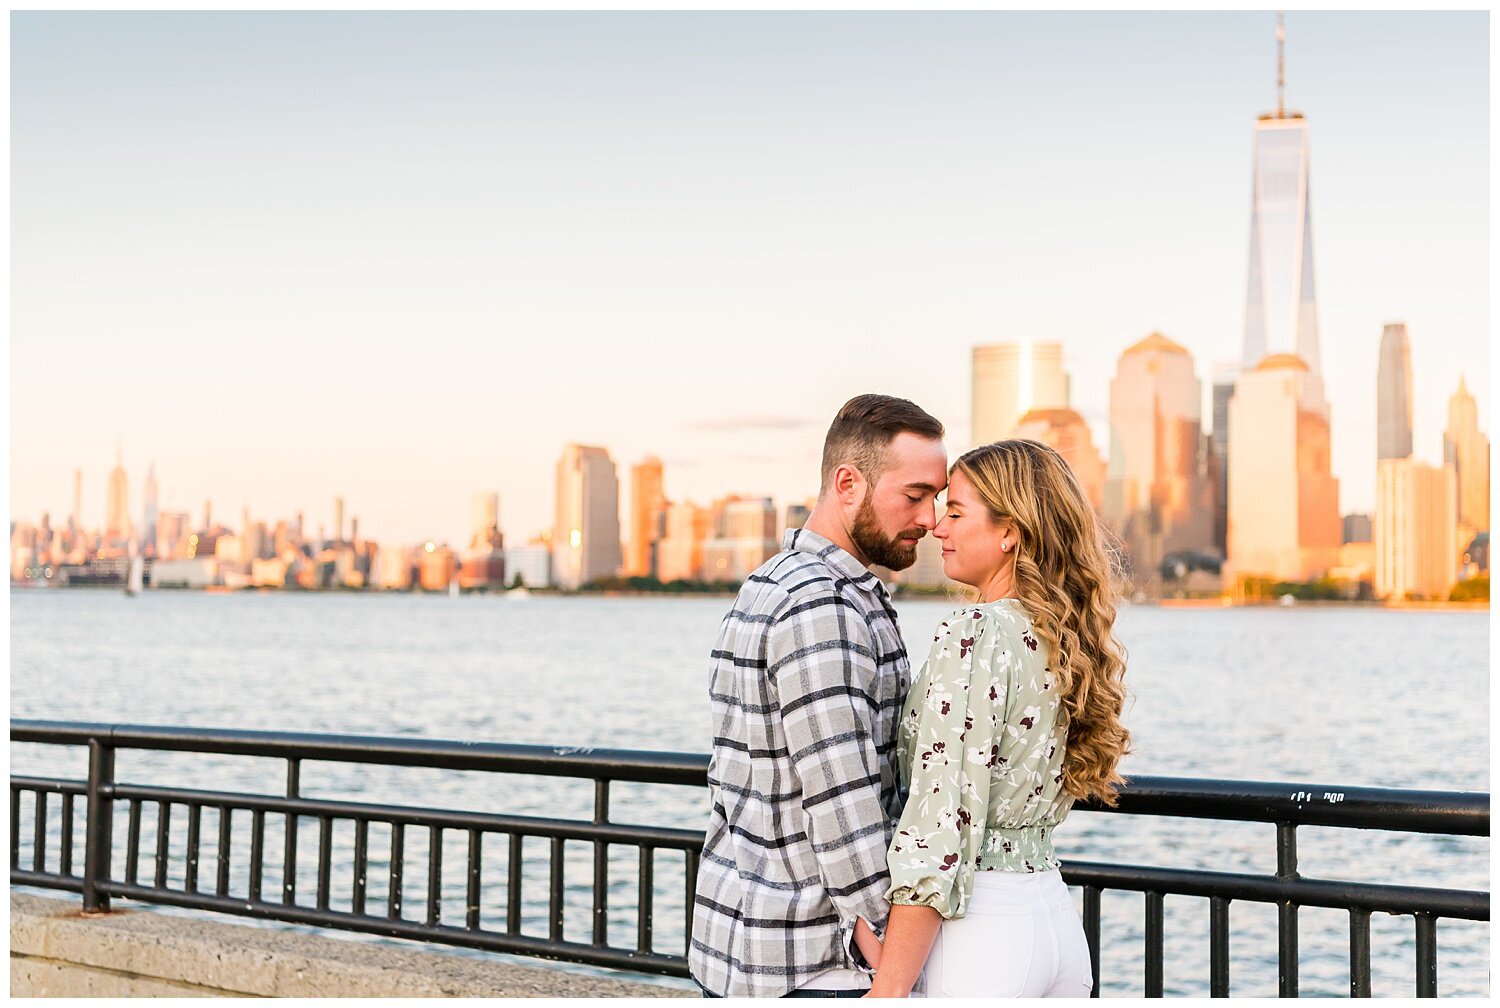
[[124, 557, 144, 596]]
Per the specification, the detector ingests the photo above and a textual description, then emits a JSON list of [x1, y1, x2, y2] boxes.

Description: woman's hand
[[865, 977, 912, 998]]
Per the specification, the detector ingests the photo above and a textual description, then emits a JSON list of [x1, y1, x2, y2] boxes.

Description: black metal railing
[[9, 719, 1489, 996]]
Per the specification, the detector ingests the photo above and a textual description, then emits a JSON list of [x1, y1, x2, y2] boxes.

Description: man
[[690, 394, 949, 998]]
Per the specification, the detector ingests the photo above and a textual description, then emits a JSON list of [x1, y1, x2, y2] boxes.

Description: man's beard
[[850, 497, 924, 571]]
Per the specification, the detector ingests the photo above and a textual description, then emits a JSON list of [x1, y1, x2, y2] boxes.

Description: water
[[9, 590, 1490, 996]]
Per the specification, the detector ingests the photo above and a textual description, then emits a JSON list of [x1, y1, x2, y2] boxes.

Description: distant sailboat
[[125, 556, 144, 596]]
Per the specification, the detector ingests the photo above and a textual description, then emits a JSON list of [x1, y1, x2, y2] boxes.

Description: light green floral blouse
[[885, 599, 1074, 920]]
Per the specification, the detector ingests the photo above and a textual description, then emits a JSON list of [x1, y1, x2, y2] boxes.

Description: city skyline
[[11, 12, 1488, 547]]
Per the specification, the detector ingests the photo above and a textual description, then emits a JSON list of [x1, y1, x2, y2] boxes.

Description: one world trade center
[[1241, 14, 1326, 416]]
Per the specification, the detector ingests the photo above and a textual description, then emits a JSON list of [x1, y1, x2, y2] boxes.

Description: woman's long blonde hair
[[954, 439, 1131, 805]]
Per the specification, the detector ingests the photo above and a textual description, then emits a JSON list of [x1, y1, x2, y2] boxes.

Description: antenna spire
[[1276, 12, 1286, 117]]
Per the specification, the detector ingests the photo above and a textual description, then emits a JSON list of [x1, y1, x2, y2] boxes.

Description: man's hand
[[854, 916, 883, 971]]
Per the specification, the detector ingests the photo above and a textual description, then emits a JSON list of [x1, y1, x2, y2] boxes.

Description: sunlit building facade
[[1375, 458, 1457, 600], [461, 491, 505, 588], [1013, 408, 1105, 511], [552, 444, 623, 589], [701, 497, 778, 583], [971, 342, 1069, 446], [1225, 354, 1340, 585], [1103, 333, 1214, 591], [657, 500, 711, 583], [471, 493, 502, 551], [625, 457, 666, 578], [1444, 377, 1490, 560], [503, 543, 552, 589], [419, 544, 459, 591]]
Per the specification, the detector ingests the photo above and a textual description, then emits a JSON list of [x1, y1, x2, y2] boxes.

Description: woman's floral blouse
[[884, 599, 1074, 920]]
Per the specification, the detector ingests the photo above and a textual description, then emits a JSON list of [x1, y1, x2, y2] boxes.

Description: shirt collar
[[782, 527, 889, 595]]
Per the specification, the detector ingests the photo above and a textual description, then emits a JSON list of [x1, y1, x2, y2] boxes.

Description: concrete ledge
[[11, 893, 694, 998]]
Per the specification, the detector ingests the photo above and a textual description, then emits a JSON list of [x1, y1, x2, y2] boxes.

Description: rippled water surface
[[10, 590, 1490, 996]]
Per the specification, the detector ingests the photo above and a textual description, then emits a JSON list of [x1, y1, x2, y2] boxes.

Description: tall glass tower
[[1377, 323, 1413, 460], [1241, 14, 1325, 414]]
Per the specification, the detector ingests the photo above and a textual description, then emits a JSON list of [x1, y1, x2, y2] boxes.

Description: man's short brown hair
[[819, 394, 944, 493]]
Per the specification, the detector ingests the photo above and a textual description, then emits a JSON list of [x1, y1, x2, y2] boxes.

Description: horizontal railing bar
[[105, 783, 701, 850], [10, 777, 88, 796], [1063, 861, 1488, 919], [97, 881, 690, 977], [12, 720, 1488, 835], [11, 870, 84, 892], [1076, 777, 1489, 836], [9, 720, 706, 787]]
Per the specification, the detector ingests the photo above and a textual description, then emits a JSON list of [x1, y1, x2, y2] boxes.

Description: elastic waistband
[[972, 866, 1065, 888]]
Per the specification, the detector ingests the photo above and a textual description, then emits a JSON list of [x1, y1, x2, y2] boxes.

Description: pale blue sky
[[11, 12, 1489, 547]]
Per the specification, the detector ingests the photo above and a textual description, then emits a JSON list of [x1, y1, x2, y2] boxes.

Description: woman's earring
[[1001, 542, 1011, 553]]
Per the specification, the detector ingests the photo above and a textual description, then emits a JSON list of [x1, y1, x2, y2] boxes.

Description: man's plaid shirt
[[689, 528, 911, 998]]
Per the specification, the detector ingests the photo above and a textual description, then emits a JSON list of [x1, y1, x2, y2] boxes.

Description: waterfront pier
[[10, 719, 1489, 997]]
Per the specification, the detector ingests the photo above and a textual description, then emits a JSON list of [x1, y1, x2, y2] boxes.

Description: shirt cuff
[[886, 881, 961, 920]]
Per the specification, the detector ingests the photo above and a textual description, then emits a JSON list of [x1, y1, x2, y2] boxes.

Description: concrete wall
[[11, 893, 692, 998]]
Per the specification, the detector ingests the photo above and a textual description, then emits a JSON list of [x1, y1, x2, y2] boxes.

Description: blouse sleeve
[[884, 609, 1008, 920]]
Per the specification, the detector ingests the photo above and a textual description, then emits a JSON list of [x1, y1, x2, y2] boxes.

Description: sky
[[10, 11, 1489, 548]]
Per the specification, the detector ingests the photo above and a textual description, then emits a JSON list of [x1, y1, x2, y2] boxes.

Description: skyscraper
[[1375, 459, 1457, 601], [471, 492, 503, 551], [142, 463, 159, 556], [701, 497, 779, 583], [105, 448, 129, 541], [1103, 333, 1214, 591], [625, 457, 666, 579], [1443, 377, 1490, 546], [1241, 14, 1325, 415], [782, 502, 813, 535], [1225, 354, 1341, 585], [1377, 323, 1414, 461], [1012, 408, 1106, 511], [657, 500, 710, 583], [1210, 364, 1238, 556], [971, 342, 1069, 446], [462, 492, 505, 589], [552, 444, 623, 589]]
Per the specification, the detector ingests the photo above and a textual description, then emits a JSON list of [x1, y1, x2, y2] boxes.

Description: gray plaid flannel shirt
[[689, 528, 910, 998]]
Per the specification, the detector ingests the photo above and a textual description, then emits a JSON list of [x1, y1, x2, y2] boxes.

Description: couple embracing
[[689, 394, 1131, 999]]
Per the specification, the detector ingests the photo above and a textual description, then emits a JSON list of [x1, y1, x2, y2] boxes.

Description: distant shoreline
[[9, 584, 1488, 610]]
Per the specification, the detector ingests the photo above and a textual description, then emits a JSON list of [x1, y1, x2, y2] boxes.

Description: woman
[[868, 440, 1131, 998]]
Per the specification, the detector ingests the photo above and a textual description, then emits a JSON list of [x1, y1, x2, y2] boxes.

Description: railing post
[[82, 736, 116, 914], [593, 779, 610, 946], [1276, 821, 1299, 997], [283, 758, 300, 905], [1414, 913, 1438, 997]]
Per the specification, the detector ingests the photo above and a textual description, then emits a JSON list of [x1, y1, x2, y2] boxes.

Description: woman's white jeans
[[918, 869, 1093, 998]]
